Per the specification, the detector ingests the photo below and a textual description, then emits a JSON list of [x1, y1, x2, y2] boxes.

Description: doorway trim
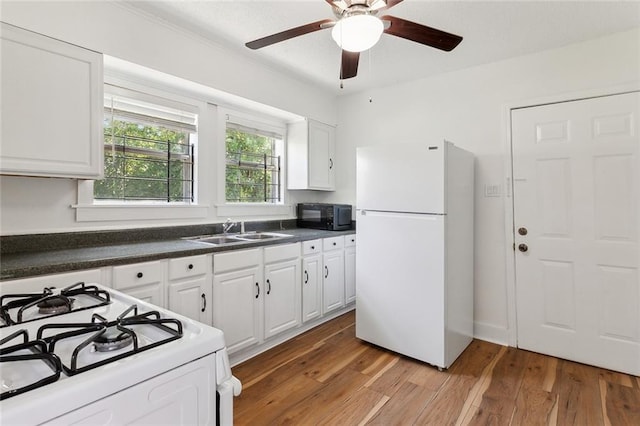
[[502, 82, 640, 347]]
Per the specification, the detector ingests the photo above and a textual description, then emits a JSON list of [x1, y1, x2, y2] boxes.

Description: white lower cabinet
[[344, 235, 356, 305], [302, 239, 322, 323], [264, 243, 301, 339], [213, 249, 263, 354], [322, 236, 345, 314], [167, 255, 212, 325], [112, 261, 165, 307]]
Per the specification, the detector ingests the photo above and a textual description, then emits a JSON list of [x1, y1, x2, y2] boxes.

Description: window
[[96, 88, 197, 203], [225, 120, 283, 203]]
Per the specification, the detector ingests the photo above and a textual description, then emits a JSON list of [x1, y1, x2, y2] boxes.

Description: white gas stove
[[0, 281, 241, 425]]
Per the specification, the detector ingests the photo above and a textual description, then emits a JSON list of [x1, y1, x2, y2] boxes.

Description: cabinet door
[[168, 276, 212, 325], [344, 246, 356, 305], [0, 23, 103, 178], [264, 259, 301, 339], [213, 266, 263, 353], [308, 120, 336, 190], [302, 255, 322, 322], [323, 251, 345, 314]]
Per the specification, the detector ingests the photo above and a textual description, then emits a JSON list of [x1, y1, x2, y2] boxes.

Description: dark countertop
[[0, 228, 355, 281]]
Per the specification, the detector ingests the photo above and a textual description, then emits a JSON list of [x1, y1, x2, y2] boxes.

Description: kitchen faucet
[[222, 218, 237, 234]]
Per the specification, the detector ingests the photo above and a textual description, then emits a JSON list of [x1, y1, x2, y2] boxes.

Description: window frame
[[216, 107, 291, 217], [98, 87, 198, 204], [74, 77, 208, 223]]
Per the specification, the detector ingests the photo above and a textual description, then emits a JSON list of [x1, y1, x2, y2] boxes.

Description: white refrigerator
[[355, 141, 474, 369]]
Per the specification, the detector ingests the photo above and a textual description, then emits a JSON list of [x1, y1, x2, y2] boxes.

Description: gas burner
[[37, 305, 182, 375], [0, 282, 110, 326], [37, 296, 74, 315], [93, 327, 133, 352]]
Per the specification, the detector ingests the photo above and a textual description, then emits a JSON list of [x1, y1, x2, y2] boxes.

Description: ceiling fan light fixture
[[331, 14, 384, 52]]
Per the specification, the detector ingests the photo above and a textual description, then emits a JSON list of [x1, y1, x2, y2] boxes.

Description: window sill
[[72, 203, 209, 222], [216, 203, 293, 217]]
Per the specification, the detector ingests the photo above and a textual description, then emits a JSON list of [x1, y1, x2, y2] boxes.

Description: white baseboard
[[473, 321, 509, 346]]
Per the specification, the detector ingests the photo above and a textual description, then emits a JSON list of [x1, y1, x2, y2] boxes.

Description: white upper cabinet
[[0, 23, 103, 178], [287, 119, 335, 191]]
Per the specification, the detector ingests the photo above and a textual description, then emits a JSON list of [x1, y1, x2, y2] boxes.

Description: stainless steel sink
[[184, 232, 292, 246], [235, 233, 287, 240], [195, 236, 245, 245]]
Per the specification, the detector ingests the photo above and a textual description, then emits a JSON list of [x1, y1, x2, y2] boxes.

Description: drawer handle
[[266, 279, 271, 295], [188, 264, 194, 270], [255, 282, 260, 299], [325, 265, 329, 279], [304, 270, 309, 284], [201, 293, 207, 312], [136, 272, 143, 279]]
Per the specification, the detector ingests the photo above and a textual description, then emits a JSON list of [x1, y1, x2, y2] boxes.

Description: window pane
[[95, 111, 195, 203], [225, 127, 281, 203]]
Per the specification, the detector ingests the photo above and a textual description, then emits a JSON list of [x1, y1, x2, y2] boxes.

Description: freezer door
[[355, 210, 446, 366], [356, 142, 446, 214]]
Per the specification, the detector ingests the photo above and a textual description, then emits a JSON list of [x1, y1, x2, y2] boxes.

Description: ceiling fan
[[245, 0, 463, 80]]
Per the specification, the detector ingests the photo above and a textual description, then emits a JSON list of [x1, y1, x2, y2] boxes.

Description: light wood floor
[[232, 311, 640, 425]]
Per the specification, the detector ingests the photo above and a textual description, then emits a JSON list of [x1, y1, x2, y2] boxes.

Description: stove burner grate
[[0, 329, 62, 400], [0, 282, 110, 326], [37, 305, 183, 375]]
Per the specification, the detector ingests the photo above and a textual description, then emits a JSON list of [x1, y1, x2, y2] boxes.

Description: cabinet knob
[[311, 245, 315, 250], [333, 242, 336, 246], [136, 272, 143, 278], [188, 264, 194, 270]]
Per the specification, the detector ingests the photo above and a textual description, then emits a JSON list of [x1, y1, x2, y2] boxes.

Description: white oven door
[[44, 354, 217, 426]]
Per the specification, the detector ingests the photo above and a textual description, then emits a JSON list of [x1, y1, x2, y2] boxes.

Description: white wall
[[334, 28, 640, 344], [0, 1, 337, 234]]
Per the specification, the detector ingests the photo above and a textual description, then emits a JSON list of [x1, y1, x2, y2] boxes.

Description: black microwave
[[297, 203, 353, 231]]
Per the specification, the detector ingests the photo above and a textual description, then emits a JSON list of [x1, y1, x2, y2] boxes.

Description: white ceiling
[[128, 0, 640, 95]]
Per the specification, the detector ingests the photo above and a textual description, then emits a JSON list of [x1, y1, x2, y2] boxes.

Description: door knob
[[518, 227, 528, 236], [518, 243, 528, 253]]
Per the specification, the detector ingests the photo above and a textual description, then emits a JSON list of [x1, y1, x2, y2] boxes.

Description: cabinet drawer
[[264, 242, 300, 264], [169, 255, 209, 280], [112, 261, 164, 290], [214, 248, 261, 274], [302, 239, 322, 256], [323, 236, 344, 251], [345, 234, 357, 247]]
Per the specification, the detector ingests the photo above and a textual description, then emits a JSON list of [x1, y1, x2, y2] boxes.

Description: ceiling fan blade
[[381, 15, 462, 51], [373, 0, 404, 11], [246, 19, 334, 49], [340, 50, 360, 80], [325, 0, 347, 10]]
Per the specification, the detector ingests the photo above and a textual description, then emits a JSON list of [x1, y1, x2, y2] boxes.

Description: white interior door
[[512, 91, 639, 375]]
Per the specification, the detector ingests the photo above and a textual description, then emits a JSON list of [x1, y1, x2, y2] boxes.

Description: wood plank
[[271, 368, 370, 425], [472, 347, 529, 420], [234, 374, 322, 424], [511, 387, 557, 426], [366, 381, 436, 425], [520, 350, 558, 392], [602, 378, 640, 425], [414, 375, 479, 424], [316, 386, 388, 426], [553, 359, 604, 425], [365, 356, 424, 397]]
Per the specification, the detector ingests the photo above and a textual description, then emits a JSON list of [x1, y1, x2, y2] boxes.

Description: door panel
[[512, 91, 639, 375]]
